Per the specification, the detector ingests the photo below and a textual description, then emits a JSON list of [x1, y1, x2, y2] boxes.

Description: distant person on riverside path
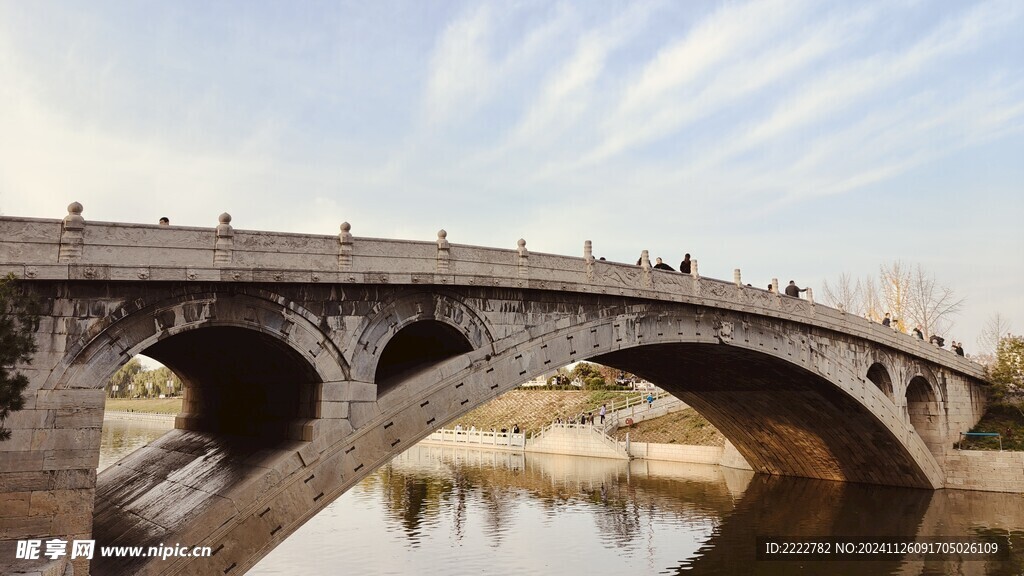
[[882, 313, 892, 327], [646, 393, 654, 409], [679, 253, 692, 274], [785, 281, 807, 298], [599, 404, 607, 424], [653, 257, 674, 271]]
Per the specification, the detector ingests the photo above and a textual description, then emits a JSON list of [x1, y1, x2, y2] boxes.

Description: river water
[[99, 419, 1024, 575]]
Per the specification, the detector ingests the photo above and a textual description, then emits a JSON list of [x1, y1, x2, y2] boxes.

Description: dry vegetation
[[611, 408, 724, 446], [444, 390, 630, 434]]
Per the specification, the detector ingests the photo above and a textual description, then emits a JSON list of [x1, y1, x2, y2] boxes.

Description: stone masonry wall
[[944, 450, 1024, 493]]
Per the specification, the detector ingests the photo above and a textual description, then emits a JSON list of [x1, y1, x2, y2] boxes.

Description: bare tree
[[824, 262, 963, 336], [978, 313, 1013, 356], [905, 264, 964, 338], [878, 261, 912, 332], [860, 275, 883, 321], [822, 272, 863, 315]]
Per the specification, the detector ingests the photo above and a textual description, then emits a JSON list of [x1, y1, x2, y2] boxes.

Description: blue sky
[[1, 0, 1022, 349]]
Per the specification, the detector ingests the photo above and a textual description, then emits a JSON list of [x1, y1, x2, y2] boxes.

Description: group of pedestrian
[[763, 280, 810, 297], [639, 253, 693, 274], [875, 315, 967, 357]]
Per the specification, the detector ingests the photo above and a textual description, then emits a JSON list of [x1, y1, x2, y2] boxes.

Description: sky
[[1, 0, 1022, 351]]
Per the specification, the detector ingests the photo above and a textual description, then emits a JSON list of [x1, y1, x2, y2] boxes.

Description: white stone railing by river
[[423, 429, 527, 450]]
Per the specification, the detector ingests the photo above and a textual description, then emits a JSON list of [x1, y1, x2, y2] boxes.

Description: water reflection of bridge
[[372, 445, 1024, 575]]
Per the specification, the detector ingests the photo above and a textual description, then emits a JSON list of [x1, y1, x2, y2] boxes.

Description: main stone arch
[[346, 304, 945, 493]]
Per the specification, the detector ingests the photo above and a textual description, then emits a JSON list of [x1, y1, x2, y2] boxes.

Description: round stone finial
[[219, 212, 232, 224], [67, 202, 83, 215], [517, 238, 526, 248], [438, 229, 447, 239], [340, 222, 351, 233]]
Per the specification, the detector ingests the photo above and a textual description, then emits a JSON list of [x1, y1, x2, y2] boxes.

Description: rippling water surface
[[99, 419, 1024, 575]]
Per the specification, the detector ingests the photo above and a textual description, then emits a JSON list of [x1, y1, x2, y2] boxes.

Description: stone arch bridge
[[0, 205, 987, 575]]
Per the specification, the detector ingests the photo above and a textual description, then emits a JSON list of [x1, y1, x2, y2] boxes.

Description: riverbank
[[102, 392, 726, 445], [104, 397, 183, 414]]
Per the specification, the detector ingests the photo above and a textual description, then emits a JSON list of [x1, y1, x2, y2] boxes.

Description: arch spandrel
[[45, 289, 348, 394]]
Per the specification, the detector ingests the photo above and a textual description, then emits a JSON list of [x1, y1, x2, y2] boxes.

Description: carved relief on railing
[[702, 280, 731, 300]]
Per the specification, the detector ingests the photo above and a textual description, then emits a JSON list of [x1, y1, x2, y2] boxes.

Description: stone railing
[[0, 204, 986, 381], [424, 428, 527, 449], [604, 394, 687, 433]]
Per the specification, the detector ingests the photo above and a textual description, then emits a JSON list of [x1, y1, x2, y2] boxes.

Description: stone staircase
[[527, 423, 630, 460], [599, 391, 689, 434]]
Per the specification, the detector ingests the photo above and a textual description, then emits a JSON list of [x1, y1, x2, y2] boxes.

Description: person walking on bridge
[[653, 257, 674, 271], [679, 253, 691, 274], [599, 404, 607, 424], [785, 280, 807, 298]]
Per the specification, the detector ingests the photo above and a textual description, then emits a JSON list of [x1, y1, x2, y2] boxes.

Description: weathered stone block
[[53, 407, 103, 429], [3, 408, 57, 432], [317, 401, 349, 419], [34, 390, 105, 410], [29, 429, 101, 452], [320, 380, 376, 402], [42, 449, 99, 471], [0, 515, 52, 539], [28, 489, 84, 517], [0, 492, 31, 518], [0, 451, 45, 473]]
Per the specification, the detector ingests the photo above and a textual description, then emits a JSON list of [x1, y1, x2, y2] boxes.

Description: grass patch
[[962, 403, 1024, 451], [105, 398, 183, 415]]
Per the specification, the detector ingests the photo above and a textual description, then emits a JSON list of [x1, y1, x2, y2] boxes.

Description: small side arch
[[350, 290, 495, 390], [47, 290, 347, 440], [866, 362, 895, 401], [906, 375, 945, 456]]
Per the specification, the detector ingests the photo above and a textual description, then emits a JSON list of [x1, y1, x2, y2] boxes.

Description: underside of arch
[[867, 362, 894, 400], [374, 319, 474, 396], [592, 343, 933, 488], [906, 376, 944, 454], [144, 325, 321, 438]]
